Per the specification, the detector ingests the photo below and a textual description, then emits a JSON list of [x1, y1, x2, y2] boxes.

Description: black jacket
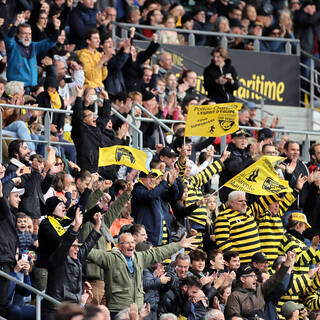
[[43, 227, 101, 311], [18, 170, 54, 219], [219, 142, 254, 203], [36, 188, 96, 268], [0, 196, 19, 266], [123, 40, 160, 92], [158, 281, 207, 319], [203, 58, 239, 103], [294, 9, 320, 54]]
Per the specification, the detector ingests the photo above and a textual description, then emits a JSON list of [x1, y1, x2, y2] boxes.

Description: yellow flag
[[98, 146, 149, 173], [224, 156, 293, 195], [185, 102, 242, 137]]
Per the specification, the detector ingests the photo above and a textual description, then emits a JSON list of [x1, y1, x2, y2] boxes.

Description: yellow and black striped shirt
[[278, 231, 320, 275], [253, 192, 296, 265], [182, 160, 224, 229], [214, 207, 261, 264]]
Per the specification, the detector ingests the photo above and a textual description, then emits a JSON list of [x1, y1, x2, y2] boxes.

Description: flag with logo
[[98, 146, 150, 173], [224, 156, 292, 195], [185, 102, 242, 137]]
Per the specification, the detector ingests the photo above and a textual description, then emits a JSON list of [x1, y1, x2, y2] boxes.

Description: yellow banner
[[185, 102, 242, 137], [224, 156, 293, 195], [98, 146, 149, 173]]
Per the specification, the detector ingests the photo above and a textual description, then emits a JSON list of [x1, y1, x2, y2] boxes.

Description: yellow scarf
[[48, 91, 62, 110], [48, 215, 70, 236]]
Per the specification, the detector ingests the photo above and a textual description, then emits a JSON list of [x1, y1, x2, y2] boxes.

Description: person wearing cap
[[191, 6, 213, 46], [278, 211, 320, 275], [42, 209, 102, 320], [260, 24, 286, 53], [218, 128, 254, 203], [131, 168, 179, 246], [252, 252, 269, 273], [203, 46, 239, 104], [0, 180, 20, 317], [281, 301, 307, 320], [159, 147, 176, 170], [225, 251, 296, 320], [253, 178, 305, 265]]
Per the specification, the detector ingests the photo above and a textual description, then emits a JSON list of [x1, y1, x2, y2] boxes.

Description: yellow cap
[[290, 212, 311, 229], [150, 169, 164, 178]]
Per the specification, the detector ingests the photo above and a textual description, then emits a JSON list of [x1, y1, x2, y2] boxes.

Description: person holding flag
[[178, 147, 231, 249]]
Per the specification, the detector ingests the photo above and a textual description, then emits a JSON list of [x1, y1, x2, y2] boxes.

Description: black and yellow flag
[[98, 146, 149, 173], [185, 102, 242, 137], [224, 156, 292, 195]]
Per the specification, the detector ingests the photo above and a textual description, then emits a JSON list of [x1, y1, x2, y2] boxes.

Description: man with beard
[[5, 139, 31, 176], [158, 275, 207, 319], [5, 13, 60, 92]]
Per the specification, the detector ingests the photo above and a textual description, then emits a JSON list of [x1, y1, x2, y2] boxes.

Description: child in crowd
[[16, 212, 36, 255]]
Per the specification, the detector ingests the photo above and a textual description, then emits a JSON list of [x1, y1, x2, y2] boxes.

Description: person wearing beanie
[[35, 193, 108, 291]]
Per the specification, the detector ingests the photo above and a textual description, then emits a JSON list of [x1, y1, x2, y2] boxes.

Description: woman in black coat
[[203, 46, 239, 103]]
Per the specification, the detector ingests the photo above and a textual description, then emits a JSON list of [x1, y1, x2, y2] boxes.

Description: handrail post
[[303, 134, 310, 162], [253, 39, 260, 52], [188, 33, 195, 46], [221, 135, 227, 153], [111, 23, 116, 42], [221, 36, 227, 50], [260, 97, 265, 123], [310, 58, 315, 131], [44, 112, 51, 159], [285, 42, 292, 55], [36, 294, 41, 320]]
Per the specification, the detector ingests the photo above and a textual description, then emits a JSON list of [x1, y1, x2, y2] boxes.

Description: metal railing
[[300, 50, 320, 130], [0, 270, 60, 320], [0, 102, 146, 163], [112, 22, 300, 55]]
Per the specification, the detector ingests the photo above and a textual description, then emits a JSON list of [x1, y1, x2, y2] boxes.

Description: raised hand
[[73, 207, 83, 232], [220, 146, 231, 163], [179, 233, 198, 250], [93, 212, 102, 232]]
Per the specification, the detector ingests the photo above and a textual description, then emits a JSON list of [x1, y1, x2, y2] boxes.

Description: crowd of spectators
[[0, 0, 320, 320]]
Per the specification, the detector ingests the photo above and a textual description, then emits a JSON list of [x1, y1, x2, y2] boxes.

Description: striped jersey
[[181, 160, 224, 229], [253, 192, 296, 265], [214, 207, 261, 264]]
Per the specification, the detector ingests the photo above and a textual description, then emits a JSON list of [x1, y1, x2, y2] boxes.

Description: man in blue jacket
[[131, 168, 179, 246], [5, 13, 60, 93]]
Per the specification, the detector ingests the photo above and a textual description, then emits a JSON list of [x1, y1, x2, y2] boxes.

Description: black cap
[[252, 252, 268, 263], [181, 13, 193, 25], [142, 90, 155, 101], [301, 0, 315, 8], [45, 196, 64, 216], [236, 264, 256, 278], [258, 128, 273, 141], [229, 19, 243, 29], [139, 171, 158, 178], [191, 5, 205, 17], [159, 147, 176, 158], [44, 76, 59, 89], [231, 129, 251, 139]]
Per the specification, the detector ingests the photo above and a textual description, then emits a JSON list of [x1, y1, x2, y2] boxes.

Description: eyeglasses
[[55, 162, 63, 166], [271, 32, 280, 36]]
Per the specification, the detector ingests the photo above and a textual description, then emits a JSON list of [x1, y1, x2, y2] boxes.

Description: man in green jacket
[[87, 232, 197, 316], [82, 181, 133, 305]]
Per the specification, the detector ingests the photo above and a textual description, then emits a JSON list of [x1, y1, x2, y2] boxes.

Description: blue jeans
[[3, 121, 35, 151]]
